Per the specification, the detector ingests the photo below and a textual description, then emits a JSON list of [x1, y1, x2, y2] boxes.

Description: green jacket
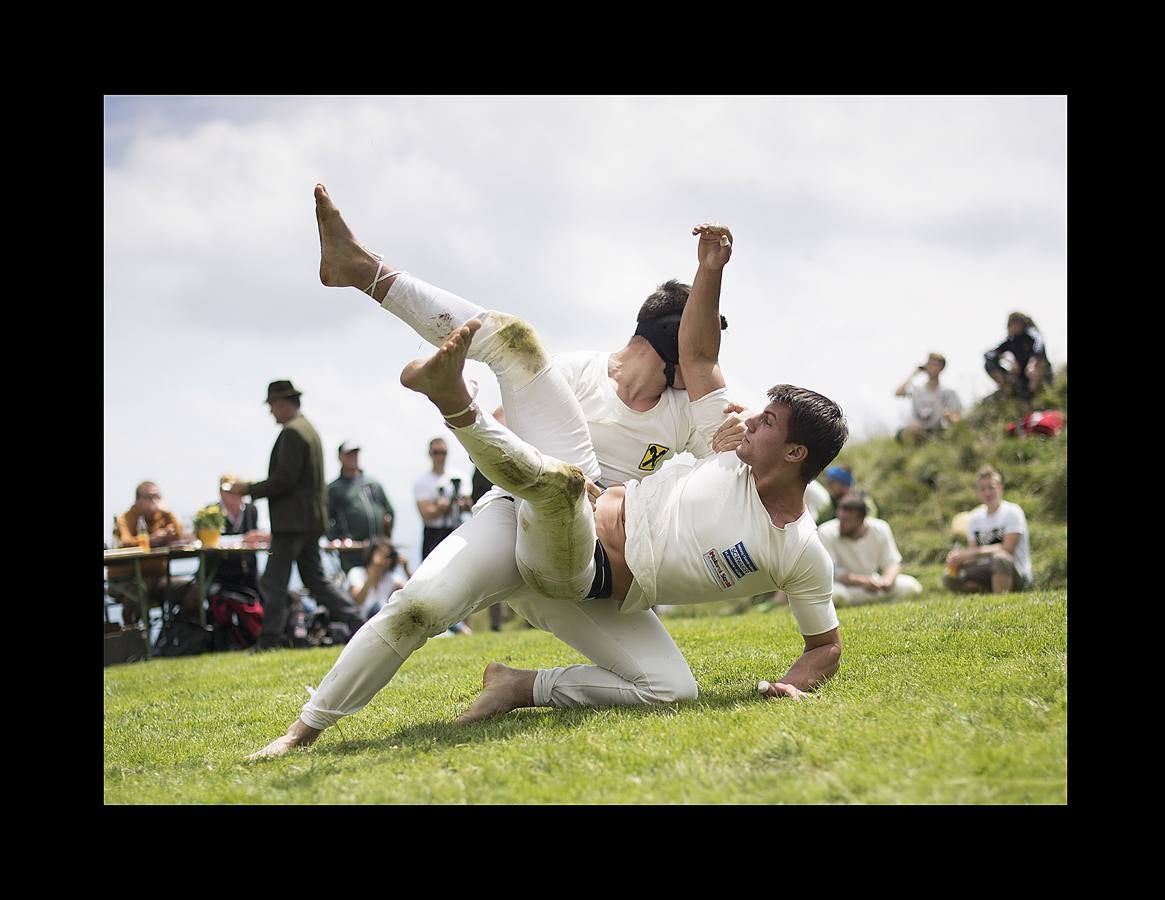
[[327, 472, 394, 542], [249, 413, 328, 535]]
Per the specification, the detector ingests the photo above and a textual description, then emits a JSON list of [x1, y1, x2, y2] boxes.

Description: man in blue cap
[[816, 464, 879, 525]]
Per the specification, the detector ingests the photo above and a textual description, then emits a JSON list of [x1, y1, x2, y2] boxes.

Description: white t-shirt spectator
[[817, 517, 902, 578], [967, 500, 1032, 583], [413, 470, 471, 528], [346, 563, 408, 620], [907, 384, 962, 430]]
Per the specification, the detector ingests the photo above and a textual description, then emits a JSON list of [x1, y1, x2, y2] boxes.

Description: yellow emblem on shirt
[[638, 443, 671, 472]]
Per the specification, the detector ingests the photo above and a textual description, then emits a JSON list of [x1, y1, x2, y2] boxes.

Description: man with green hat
[[231, 380, 362, 650]]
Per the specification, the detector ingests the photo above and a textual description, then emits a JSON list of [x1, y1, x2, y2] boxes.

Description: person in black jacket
[[231, 380, 363, 650], [984, 312, 1052, 400]]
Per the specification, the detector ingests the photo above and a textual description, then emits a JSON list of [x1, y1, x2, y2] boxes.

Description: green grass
[[104, 588, 1066, 804]]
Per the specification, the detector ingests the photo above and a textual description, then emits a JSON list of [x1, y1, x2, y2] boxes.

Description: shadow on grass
[[294, 685, 778, 759]]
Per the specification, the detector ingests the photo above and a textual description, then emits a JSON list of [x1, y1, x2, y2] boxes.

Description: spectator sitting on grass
[[943, 466, 1033, 593], [818, 494, 922, 606], [895, 352, 962, 444]]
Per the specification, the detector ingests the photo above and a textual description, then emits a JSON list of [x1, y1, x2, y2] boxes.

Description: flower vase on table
[[193, 503, 226, 548]]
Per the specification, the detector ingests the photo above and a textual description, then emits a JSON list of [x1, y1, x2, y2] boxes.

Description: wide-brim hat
[[265, 380, 303, 403]]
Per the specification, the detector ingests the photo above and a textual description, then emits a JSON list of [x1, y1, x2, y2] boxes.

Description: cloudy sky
[[103, 95, 1067, 552]]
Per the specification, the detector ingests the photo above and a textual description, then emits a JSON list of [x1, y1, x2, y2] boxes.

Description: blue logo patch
[[723, 541, 758, 579]]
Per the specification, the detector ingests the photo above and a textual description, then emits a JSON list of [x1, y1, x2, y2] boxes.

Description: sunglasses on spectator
[[431, 450, 447, 456], [140, 493, 162, 500]]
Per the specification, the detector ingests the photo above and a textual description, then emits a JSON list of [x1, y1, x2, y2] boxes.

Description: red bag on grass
[[1005, 409, 1064, 438]]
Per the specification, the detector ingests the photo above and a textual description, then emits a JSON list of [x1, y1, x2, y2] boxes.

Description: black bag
[[153, 613, 212, 657], [305, 608, 351, 647], [285, 594, 310, 648], [104, 627, 146, 666]]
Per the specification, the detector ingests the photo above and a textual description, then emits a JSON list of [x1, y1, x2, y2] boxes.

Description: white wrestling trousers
[[298, 275, 695, 730], [831, 574, 923, 606]]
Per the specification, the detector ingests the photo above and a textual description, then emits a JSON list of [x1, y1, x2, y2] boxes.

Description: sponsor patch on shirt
[[975, 527, 1006, 547], [723, 541, 759, 579], [638, 443, 671, 472], [703, 549, 738, 590]]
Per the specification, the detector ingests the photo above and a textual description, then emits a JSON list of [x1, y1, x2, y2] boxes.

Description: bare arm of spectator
[[837, 571, 877, 591], [873, 561, 903, 591], [417, 496, 454, 521], [948, 532, 1020, 567], [895, 368, 924, 397]]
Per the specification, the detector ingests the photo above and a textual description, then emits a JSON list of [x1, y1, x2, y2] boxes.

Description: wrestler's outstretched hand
[[692, 222, 733, 270]]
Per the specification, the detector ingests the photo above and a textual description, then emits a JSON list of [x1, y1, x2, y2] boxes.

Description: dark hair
[[1007, 312, 1035, 330], [837, 493, 868, 517], [636, 279, 691, 323], [428, 437, 447, 452], [364, 536, 398, 567], [766, 384, 848, 483]]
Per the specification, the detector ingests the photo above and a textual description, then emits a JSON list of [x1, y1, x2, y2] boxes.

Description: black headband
[[634, 312, 728, 387]]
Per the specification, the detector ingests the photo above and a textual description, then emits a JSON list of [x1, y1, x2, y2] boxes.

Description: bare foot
[[245, 719, 322, 760], [454, 662, 537, 724], [314, 183, 390, 296], [401, 320, 482, 420]]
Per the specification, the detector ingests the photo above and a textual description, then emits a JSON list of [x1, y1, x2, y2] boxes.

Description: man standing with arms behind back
[[231, 380, 362, 650]]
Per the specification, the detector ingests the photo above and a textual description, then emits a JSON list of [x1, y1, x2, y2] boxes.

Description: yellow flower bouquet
[[193, 503, 225, 546]]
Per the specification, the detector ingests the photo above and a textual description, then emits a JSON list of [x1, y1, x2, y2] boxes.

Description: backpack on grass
[[209, 586, 264, 651]]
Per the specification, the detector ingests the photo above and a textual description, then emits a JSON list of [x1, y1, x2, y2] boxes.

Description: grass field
[[104, 585, 1066, 804]]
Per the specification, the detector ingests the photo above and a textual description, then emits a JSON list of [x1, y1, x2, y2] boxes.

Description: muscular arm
[[764, 627, 842, 698], [678, 223, 732, 401]]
